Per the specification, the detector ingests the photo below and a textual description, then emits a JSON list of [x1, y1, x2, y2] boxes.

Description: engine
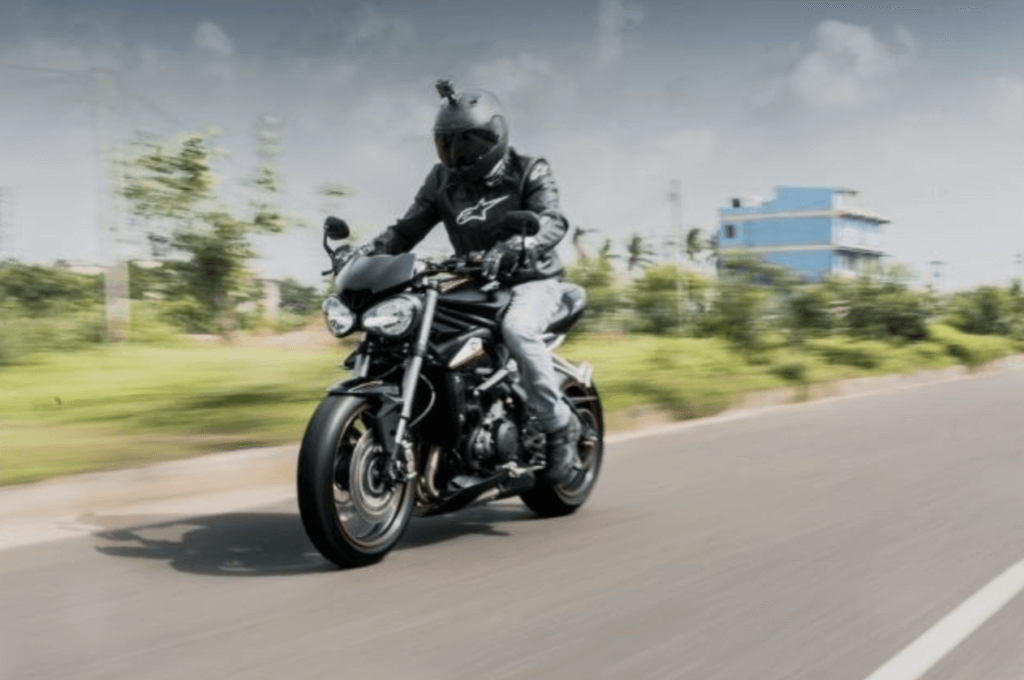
[[467, 397, 520, 466]]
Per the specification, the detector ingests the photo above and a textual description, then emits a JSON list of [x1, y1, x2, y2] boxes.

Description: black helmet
[[433, 79, 509, 183]]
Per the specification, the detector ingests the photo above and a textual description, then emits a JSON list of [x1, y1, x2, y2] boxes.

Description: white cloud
[[193, 21, 234, 58], [595, 0, 644, 68], [193, 21, 235, 82], [780, 20, 913, 110]]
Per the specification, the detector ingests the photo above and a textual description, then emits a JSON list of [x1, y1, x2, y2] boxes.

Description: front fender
[[325, 377, 401, 399], [324, 377, 402, 456]]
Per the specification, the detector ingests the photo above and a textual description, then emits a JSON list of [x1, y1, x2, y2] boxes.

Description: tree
[[628, 264, 710, 334], [566, 239, 620, 330], [685, 227, 704, 264], [249, 116, 288, 233], [121, 130, 289, 336], [571, 226, 597, 261], [278, 277, 321, 316], [624, 233, 655, 273]]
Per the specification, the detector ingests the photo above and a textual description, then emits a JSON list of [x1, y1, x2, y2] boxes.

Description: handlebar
[[430, 251, 484, 275]]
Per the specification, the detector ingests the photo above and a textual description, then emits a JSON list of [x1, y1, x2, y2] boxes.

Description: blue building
[[716, 186, 888, 282]]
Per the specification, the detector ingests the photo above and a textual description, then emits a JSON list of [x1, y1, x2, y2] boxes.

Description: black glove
[[481, 239, 520, 281]]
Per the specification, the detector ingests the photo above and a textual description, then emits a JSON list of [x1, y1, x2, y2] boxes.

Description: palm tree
[[625, 233, 655, 273], [571, 225, 597, 261], [685, 227, 704, 264]]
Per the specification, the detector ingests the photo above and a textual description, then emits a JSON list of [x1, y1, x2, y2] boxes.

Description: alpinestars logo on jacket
[[456, 195, 510, 225]]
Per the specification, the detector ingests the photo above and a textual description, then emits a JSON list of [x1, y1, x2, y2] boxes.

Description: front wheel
[[520, 377, 604, 517], [297, 395, 415, 568]]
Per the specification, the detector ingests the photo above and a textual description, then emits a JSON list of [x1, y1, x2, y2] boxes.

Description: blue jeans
[[501, 278, 571, 434]]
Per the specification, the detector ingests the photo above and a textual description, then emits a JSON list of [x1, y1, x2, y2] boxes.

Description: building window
[[723, 224, 735, 239]]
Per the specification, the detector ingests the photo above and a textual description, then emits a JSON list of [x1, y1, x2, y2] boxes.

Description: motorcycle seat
[[546, 283, 588, 335]]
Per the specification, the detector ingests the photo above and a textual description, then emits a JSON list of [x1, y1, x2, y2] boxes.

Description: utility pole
[[1, 60, 182, 343], [92, 69, 130, 343], [1015, 252, 1023, 282], [669, 179, 683, 330]]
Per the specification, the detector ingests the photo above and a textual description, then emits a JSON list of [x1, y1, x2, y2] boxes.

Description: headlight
[[361, 295, 420, 338], [322, 297, 356, 337]]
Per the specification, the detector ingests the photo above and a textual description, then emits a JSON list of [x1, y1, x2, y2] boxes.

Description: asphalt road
[[2, 368, 1023, 680]]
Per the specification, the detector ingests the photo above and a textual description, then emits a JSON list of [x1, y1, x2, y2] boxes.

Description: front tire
[[297, 395, 415, 568], [520, 378, 604, 517]]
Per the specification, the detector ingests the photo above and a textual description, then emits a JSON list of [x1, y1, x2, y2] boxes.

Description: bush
[[929, 323, 1017, 365], [0, 261, 103, 314], [944, 286, 1015, 336], [627, 265, 710, 335], [830, 277, 930, 341], [279, 278, 322, 316], [566, 254, 620, 332], [805, 337, 885, 369], [0, 303, 106, 365], [786, 285, 837, 336], [696, 270, 768, 350], [129, 301, 183, 344], [158, 295, 215, 333]]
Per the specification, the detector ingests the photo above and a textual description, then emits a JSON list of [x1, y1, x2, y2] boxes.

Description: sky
[[0, 0, 1022, 289]]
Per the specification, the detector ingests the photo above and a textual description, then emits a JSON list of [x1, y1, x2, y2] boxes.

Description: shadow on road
[[93, 503, 534, 577]]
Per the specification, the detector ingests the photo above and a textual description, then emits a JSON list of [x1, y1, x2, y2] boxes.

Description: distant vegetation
[[3, 232, 1023, 484], [566, 236, 1024, 353], [3, 230, 1024, 367]]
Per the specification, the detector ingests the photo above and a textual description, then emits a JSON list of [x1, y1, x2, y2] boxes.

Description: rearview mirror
[[323, 216, 350, 240], [500, 211, 541, 237]]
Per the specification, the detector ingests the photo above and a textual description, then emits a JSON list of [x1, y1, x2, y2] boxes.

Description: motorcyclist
[[367, 79, 580, 485]]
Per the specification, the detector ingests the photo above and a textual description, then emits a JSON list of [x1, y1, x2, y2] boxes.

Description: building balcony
[[832, 225, 882, 251]]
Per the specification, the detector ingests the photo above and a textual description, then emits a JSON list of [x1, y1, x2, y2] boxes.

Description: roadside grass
[[557, 331, 966, 430], [2, 325, 1021, 485], [1, 343, 352, 485]]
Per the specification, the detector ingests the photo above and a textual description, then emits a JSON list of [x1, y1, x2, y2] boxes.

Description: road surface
[[2, 367, 1023, 680]]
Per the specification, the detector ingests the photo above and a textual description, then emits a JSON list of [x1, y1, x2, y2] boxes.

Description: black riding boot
[[544, 415, 582, 485]]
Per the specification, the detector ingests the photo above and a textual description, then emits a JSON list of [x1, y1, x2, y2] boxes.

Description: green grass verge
[[1, 326, 1020, 486], [1, 343, 351, 485]]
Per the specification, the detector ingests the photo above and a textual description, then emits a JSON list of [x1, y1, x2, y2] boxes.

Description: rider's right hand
[[481, 240, 519, 281], [356, 243, 379, 257]]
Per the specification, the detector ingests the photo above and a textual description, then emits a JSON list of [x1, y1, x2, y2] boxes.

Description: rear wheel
[[520, 378, 604, 517], [297, 395, 415, 568]]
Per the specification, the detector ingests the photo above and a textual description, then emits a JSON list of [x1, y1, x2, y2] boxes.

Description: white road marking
[[864, 558, 1024, 680]]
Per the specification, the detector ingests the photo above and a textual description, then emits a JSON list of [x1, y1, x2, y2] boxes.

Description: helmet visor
[[435, 130, 497, 168]]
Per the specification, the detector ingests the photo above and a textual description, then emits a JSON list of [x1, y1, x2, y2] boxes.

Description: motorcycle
[[296, 214, 604, 568]]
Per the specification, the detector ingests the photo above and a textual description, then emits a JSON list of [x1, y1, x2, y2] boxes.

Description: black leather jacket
[[370, 148, 568, 283]]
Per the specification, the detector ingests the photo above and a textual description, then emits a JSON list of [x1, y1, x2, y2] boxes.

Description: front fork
[[387, 283, 440, 482]]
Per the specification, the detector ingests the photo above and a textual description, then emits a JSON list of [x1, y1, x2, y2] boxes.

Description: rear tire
[[297, 395, 415, 568], [520, 378, 604, 517]]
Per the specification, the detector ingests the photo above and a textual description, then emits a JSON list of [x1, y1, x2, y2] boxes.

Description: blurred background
[[2, 0, 1024, 484]]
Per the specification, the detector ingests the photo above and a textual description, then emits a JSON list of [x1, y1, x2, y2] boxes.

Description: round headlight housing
[[322, 296, 356, 337], [361, 295, 420, 338]]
